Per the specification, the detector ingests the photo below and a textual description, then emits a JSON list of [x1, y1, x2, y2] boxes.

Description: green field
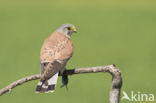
[[0, 0, 156, 103]]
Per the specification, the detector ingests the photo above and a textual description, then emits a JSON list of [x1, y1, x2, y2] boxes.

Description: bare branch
[[0, 64, 122, 103]]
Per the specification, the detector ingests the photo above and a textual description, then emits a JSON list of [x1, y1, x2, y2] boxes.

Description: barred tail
[[36, 72, 59, 93]]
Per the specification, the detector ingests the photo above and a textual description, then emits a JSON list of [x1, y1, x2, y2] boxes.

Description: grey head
[[56, 24, 77, 38]]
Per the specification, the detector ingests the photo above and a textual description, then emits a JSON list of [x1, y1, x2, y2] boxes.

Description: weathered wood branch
[[0, 64, 122, 103]]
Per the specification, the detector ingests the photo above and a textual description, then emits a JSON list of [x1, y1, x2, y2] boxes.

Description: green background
[[0, 0, 156, 103]]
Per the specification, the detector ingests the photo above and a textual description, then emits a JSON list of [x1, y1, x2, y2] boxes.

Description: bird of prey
[[36, 24, 76, 93]]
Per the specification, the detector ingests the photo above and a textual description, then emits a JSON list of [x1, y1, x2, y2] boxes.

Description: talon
[[61, 75, 68, 89]]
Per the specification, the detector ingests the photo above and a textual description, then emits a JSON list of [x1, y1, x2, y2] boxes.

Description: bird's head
[[56, 24, 77, 38]]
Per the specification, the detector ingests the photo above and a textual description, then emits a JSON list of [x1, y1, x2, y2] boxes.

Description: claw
[[60, 75, 68, 91]]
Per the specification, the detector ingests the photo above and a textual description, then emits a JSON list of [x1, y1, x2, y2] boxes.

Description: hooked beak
[[72, 28, 77, 33]]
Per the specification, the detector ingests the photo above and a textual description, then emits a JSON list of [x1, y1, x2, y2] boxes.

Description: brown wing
[[40, 32, 74, 63], [40, 61, 63, 82], [40, 32, 74, 81]]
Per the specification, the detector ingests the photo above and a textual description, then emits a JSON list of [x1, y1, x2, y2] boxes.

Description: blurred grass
[[0, 0, 156, 103]]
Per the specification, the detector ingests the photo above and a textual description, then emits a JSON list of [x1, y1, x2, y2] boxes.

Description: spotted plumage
[[36, 24, 76, 93]]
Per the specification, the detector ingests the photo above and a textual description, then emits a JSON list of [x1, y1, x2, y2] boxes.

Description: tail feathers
[[36, 72, 59, 93]]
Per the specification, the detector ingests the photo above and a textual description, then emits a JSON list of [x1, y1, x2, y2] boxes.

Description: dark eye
[[67, 27, 71, 30]]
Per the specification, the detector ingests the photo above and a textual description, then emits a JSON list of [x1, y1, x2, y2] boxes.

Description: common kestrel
[[36, 24, 76, 93]]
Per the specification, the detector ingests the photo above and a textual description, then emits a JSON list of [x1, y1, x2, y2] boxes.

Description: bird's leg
[[60, 75, 68, 89], [60, 69, 69, 90]]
